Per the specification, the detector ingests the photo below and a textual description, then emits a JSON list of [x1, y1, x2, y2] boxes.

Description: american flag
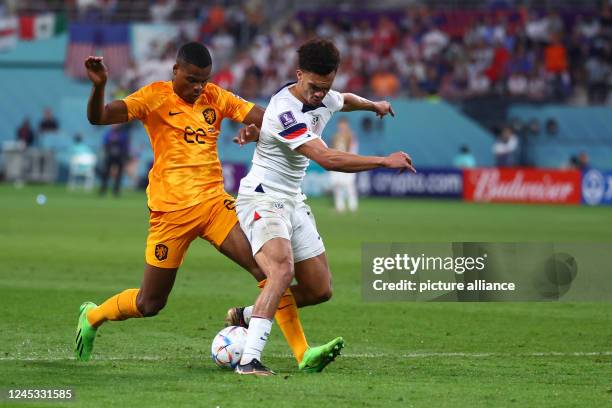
[[65, 23, 130, 80]]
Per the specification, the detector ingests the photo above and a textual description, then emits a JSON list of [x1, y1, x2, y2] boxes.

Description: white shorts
[[236, 195, 325, 263]]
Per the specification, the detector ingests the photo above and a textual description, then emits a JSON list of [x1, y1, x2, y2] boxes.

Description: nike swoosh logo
[[169, 111, 183, 116]]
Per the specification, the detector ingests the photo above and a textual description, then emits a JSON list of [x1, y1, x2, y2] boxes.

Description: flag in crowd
[[65, 23, 130, 80]]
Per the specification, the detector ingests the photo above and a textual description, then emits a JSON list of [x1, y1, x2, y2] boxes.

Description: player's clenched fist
[[84, 56, 108, 86], [383, 151, 416, 173], [233, 123, 260, 146]]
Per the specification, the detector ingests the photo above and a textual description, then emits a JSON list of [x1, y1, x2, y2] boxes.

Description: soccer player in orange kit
[[74, 42, 269, 361]]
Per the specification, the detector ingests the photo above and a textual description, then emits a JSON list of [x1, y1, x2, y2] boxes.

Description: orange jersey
[[123, 81, 254, 211]]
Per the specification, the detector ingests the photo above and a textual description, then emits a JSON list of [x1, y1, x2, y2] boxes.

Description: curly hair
[[297, 39, 340, 75]]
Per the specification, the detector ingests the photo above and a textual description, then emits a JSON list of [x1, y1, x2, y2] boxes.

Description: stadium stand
[[0, 0, 610, 184]]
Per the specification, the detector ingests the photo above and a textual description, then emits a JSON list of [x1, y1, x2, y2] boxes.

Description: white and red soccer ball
[[211, 326, 247, 369]]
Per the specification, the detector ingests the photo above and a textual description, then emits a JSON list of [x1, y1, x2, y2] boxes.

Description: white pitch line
[[1, 351, 611, 362]]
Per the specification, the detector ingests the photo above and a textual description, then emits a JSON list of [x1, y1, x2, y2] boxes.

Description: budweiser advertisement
[[464, 168, 582, 205]]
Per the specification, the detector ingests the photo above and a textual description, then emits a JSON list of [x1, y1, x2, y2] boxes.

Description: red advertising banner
[[463, 168, 582, 204]]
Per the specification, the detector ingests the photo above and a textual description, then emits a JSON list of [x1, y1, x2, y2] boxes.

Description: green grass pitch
[[0, 185, 611, 407]]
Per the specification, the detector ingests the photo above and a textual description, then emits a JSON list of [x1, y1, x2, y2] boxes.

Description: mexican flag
[[19, 13, 66, 40]]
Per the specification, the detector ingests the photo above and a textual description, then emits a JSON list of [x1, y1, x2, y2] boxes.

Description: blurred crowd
[[250, 4, 610, 103], [109, 0, 266, 92], [120, 2, 611, 105]]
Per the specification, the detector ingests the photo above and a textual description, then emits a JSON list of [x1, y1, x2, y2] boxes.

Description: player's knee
[[136, 296, 167, 317], [313, 285, 333, 304], [320, 287, 333, 303], [270, 258, 294, 286], [278, 264, 295, 286]]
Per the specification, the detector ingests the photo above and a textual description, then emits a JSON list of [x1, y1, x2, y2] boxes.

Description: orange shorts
[[145, 192, 238, 268]]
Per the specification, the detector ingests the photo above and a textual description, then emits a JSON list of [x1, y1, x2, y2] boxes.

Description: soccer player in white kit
[[232, 39, 415, 375]]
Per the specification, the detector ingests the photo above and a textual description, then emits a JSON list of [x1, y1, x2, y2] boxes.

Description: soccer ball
[[211, 326, 248, 369]]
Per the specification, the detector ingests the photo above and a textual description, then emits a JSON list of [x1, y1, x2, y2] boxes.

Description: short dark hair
[[177, 42, 212, 68], [297, 39, 340, 75]]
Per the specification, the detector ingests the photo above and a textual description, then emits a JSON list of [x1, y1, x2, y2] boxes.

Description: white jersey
[[238, 83, 344, 199]]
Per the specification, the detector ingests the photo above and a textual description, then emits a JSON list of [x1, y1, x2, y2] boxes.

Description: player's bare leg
[[228, 253, 333, 323], [75, 264, 177, 361], [135, 265, 178, 316], [236, 238, 294, 376], [289, 252, 344, 372], [230, 251, 343, 372], [291, 252, 333, 307], [225, 240, 316, 365], [220, 224, 272, 328]]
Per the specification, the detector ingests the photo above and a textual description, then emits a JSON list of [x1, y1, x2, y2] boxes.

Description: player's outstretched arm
[[341, 93, 395, 118], [242, 105, 265, 128], [85, 56, 128, 125], [297, 138, 415, 173]]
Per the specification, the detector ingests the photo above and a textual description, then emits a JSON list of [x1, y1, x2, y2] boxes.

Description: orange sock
[[258, 279, 309, 363], [87, 288, 142, 328]]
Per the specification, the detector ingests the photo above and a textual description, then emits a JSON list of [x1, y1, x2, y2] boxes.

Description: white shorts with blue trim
[[236, 194, 325, 263]]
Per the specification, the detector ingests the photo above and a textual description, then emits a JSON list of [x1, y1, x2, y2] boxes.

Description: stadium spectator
[[544, 33, 571, 100], [453, 145, 476, 168], [150, 0, 176, 23], [544, 9, 565, 37], [199, 3, 225, 39], [212, 63, 235, 90], [238, 65, 262, 99], [601, 2, 612, 39], [439, 66, 469, 100], [544, 34, 568, 75], [71, 133, 94, 157], [68, 134, 97, 191], [120, 59, 141, 91], [577, 14, 601, 40], [76, 0, 117, 21], [485, 39, 511, 84], [370, 67, 400, 97], [16, 118, 35, 147], [576, 151, 590, 170], [585, 52, 610, 104], [507, 72, 529, 95], [568, 151, 590, 170], [545, 118, 559, 136], [99, 123, 130, 197], [211, 25, 236, 66], [38, 108, 59, 134], [242, 0, 265, 41], [493, 125, 519, 167], [468, 68, 492, 96], [422, 23, 449, 60], [372, 15, 400, 56]]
